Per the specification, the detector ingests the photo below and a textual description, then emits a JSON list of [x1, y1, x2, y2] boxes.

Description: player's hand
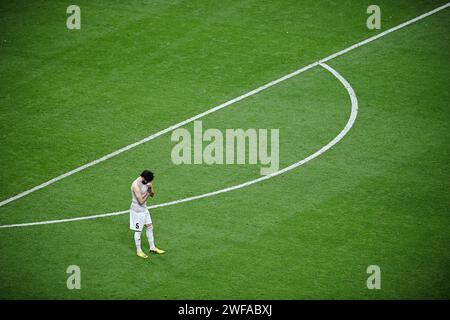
[[146, 182, 154, 197]]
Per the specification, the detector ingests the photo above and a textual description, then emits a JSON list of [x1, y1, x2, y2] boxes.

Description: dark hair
[[140, 170, 154, 182]]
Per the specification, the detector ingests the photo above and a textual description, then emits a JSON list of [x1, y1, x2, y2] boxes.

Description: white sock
[[146, 226, 156, 250], [134, 232, 142, 253]]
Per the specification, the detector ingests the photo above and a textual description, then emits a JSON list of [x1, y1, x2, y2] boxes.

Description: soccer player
[[130, 170, 165, 259]]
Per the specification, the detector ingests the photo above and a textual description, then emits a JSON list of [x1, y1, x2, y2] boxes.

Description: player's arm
[[133, 182, 150, 205], [147, 182, 155, 197]]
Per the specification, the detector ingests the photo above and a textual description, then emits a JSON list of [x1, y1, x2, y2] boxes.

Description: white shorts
[[129, 209, 152, 232]]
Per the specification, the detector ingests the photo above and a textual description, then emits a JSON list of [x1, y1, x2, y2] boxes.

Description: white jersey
[[130, 178, 148, 213]]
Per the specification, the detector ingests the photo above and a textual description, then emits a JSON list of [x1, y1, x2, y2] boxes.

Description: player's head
[[140, 170, 154, 184]]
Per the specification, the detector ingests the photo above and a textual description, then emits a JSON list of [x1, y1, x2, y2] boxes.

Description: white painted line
[[319, 2, 450, 64], [0, 2, 448, 208], [0, 210, 129, 229], [0, 62, 357, 229]]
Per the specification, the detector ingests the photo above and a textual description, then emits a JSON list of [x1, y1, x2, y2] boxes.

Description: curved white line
[[0, 63, 357, 229]]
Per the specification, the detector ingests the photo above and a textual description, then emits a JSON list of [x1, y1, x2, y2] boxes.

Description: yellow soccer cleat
[[137, 251, 149, 259], [150, 247, 165, 254]]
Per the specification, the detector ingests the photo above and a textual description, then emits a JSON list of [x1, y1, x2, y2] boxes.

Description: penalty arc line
[[0, 1, 448, 209], [0, 62, 357, 229]]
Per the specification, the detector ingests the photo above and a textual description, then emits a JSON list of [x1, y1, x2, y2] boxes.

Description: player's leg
[[144, 212, 165, 254], [130, 210, 148, 258], [145, 224, 165, 254], [134, 231, 144, 252], [145, 223, 155, 251]]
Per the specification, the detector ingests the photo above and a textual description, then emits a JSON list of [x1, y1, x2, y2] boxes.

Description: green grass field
[[0, 0, 449, 299]]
